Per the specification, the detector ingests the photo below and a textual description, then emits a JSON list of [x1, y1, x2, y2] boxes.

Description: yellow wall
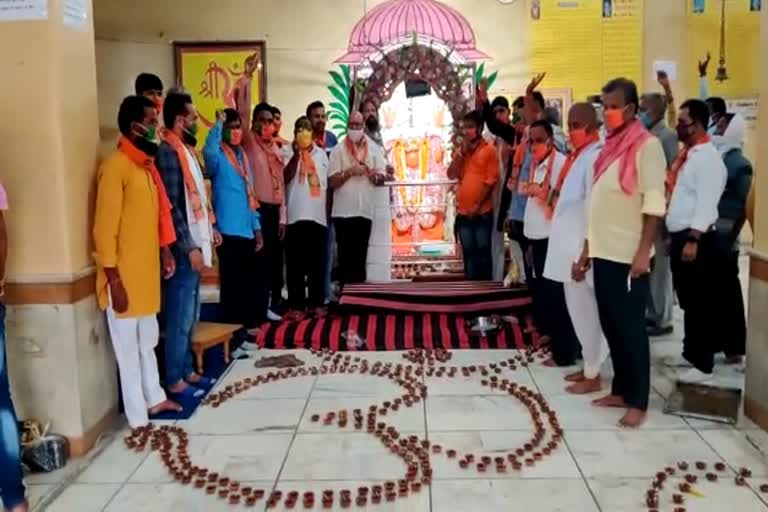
[[0, 0, 99, 277]]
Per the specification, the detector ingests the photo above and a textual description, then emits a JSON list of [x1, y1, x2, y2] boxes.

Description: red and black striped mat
[[256, 312, 538, 351]]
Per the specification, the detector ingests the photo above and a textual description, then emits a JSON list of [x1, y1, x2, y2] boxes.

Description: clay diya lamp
[[459, 459, 469, 469], [411, 482, 422, 493], [465, 454, 475, 463], [665, 466, 676, 475], [706, 473, 718, 482], [207, 473, 219, 483], [684, 474, 698, 484], [695, 461, 707, 470], [646, 495, 659, 508], [525, 458, 535, 467], [735, 476, 747, 486], [253, 489, 266, 499], [218, 488, 230, 499], [194, 478, 206, 489], [181, 475, 192, 485], [446, 449, 457, 458], [219, 477, 230, 487], [673, 494, 685, 504], [740, 467, 753, 478], [206, 485, 217, 495], [476, 463, 487, 473], [714, 462, 727, 472], [311, 414, 320, 422], [322, 497, 333, 509], [241, 486, 252, 496], [481, 456, 492, 465], [673, 508, 686, 512], [679, 482, 692, 493], [533, 452, 543, 461], [678, 461, 689, 471], [229, 494, 241, 505], [432, 444, 442, 454]]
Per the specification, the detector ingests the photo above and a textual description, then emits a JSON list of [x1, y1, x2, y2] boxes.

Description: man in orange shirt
[[447, 111, 499, 280]]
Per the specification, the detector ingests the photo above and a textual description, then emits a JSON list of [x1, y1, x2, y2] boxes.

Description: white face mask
[[348, 129, 364, 143]]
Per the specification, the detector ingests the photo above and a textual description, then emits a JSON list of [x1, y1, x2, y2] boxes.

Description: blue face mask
[[638, 111, 652, 129]]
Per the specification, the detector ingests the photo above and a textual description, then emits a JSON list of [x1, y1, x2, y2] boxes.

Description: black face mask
[[365, 116, 380, 132], [133, 136, 159, 157]]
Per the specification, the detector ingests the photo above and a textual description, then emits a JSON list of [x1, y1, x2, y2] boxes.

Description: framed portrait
[[173, 41, 266, 146]]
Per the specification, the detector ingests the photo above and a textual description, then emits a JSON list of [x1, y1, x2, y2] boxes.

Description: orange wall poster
[[174, 41, 266, 147]]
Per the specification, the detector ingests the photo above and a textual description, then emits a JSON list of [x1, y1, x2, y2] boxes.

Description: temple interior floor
[[21, 255, 768, 511]]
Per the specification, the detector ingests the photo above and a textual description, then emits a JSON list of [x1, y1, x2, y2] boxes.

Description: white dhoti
[[106, 308, 167, 428], [491, 228, 505, 282], [563, 275, 610, 379]]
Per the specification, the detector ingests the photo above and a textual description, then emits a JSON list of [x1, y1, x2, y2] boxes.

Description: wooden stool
[[191, 322, 241, 374]]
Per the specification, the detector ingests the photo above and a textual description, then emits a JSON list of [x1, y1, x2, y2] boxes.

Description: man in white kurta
[[544, 103, 610, 394]]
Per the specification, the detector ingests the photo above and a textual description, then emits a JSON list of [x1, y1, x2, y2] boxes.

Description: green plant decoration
[[474, 62, 498, 89], [327, 65, 352, 136]]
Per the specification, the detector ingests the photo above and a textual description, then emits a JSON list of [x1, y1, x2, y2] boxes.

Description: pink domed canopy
[[335, 0, 490, 64]]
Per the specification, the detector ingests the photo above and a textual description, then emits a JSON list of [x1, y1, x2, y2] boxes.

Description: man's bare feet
[[566, 377, 602, 394], [591, 394, 627, 408], [619, 408, 647, 428], [542, 357, 558, 367], [148, 399, 183, 415], [167, 381, 191, 394], [185, 372, 202, 384], [565, 370, 585, 382], [8, 500, 30, 512]]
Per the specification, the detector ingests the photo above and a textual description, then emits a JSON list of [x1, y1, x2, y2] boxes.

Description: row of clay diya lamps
[[645, 461, 767, 511], [124, 348, 564, 509]]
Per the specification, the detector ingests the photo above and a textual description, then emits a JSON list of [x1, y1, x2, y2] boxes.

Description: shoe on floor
[[267, 309, 283, 322], [647, 324, 674, 337], [664, 355, 693, 368], [677, 368, 714, 384]]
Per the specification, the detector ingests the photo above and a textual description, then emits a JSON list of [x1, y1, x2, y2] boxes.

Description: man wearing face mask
[[203, 109, 264, 342], [283, 116, 330, 318], [157, 92, 221, 399], [545, 103, 610, 394], [666, 99, 727, 383], [712, 113, 751, 365], [448, 111, 499, 281], [638, 92, 678, 338], [236, 71, 287, 322], [328, 112, 387, 285], [518, 119, 579, 368], [94, 95, 182, 428], [575, 78, 667, 428]]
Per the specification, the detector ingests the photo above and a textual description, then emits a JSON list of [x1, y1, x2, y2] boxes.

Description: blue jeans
[[162, 258, 200, 385], [456, 213, 493, 281], [0, 303, 26, 509]]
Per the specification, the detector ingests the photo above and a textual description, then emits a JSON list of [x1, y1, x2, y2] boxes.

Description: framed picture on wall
[[173, 41, 266, 145]]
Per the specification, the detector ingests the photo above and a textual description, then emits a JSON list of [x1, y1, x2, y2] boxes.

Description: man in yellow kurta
[[93, 95, 182, 428]]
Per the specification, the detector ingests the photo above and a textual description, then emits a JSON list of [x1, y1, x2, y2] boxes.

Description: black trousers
[[718, 249, 747, 358], [593, 258, 650, 411], [285, 221, 328, 310], [529, 238, 580, 365], [217, 234, 261, 329], [257, 203, 285, 310], [455, 212, 493, 281], [333, 217, 372, 285], [670, 232, 722, 373]]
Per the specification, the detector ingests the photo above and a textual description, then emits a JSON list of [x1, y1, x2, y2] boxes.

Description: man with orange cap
[[575, 78, 667, 428]]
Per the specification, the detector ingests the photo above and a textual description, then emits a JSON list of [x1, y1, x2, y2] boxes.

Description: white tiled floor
[[32, 256, 768, 511], [35, 343, 768, 511]]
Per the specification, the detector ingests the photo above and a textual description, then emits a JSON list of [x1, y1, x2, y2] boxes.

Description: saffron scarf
[[545, 133, 600, 218], [593, 119, 652, 195], [117, 136, 176, 247], [314, 131, 327, 150], [665, 133, 711, 203], [507, 131, 529, 191], [221, 143, 260, 211], [345, 134, 370, 166], [253, 136, 285, 203], [161, 129, 216, 224], [298, 148, 321, 197]]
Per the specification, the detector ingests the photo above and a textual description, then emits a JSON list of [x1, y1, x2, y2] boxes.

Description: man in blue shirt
[[203, 108, 264, 338]]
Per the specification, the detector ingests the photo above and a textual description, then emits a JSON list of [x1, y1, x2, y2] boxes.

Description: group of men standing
[[92, 57, 389, 429], [450, 64, 751, 428]]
